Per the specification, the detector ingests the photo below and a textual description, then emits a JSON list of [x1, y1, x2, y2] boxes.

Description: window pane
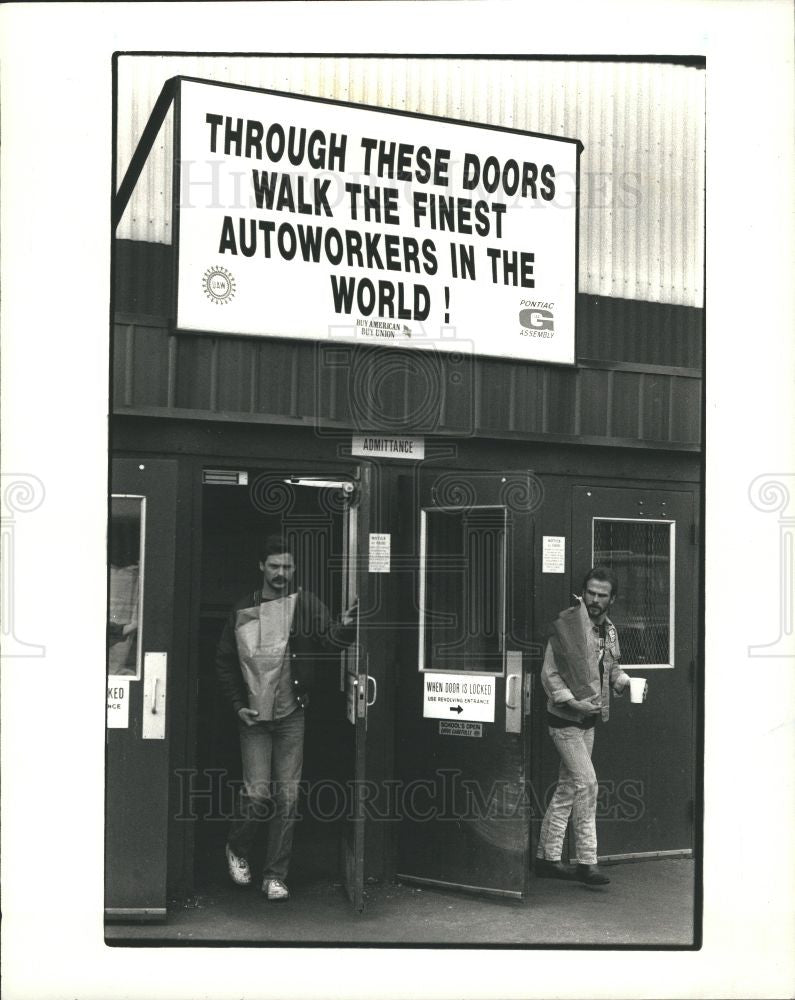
[[593, 519, 672, 666], [108, 496, 144, 677], [422, 508, 505, 673]]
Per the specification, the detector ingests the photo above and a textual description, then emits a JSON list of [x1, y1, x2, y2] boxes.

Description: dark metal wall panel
[[642, 373, 672, 441], [611, 371, 643, 439], [478, 359, 515, 433], [670, 377, 703, 445], [578, 367, 610, 439], [174, 334, 215, 411], [545, 369, 578, 437], [577, 294, 703, 369], [510, 364, 546, 436]]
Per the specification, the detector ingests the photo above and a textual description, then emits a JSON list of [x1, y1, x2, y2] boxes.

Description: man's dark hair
[[582, 565, 619, 599], [259, 534, 293, 562]]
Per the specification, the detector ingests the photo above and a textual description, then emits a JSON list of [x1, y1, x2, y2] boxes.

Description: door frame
[[179, 453, 375, 902], [394, 465, 536, 899]]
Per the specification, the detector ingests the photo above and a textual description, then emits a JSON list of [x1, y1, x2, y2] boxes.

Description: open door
[[105, 458, 178, 922], [395, 468, 535, 899]]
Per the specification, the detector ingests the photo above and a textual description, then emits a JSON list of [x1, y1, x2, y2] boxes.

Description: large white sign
[[175, 78, 579, 364]]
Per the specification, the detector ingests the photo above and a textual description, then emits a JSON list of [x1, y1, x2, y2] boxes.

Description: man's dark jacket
[[215, 587, 355, 715]]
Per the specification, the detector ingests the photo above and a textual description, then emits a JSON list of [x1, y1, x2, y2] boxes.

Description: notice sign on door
[[439, 720, 483, 738], [369, 533, 391, 573], [423, 672, 495, 723], [107, 678, 130, 729], [542, 535, 566, 573]]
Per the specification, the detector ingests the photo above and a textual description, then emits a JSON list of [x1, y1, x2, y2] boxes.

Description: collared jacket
[[215, 587, 355, 715], [541, 598, 630, 724]]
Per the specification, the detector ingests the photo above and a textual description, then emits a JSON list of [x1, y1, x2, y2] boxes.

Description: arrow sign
[[423, 672, 495, 723]]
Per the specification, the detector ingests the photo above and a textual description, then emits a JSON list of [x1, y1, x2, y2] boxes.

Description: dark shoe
[[576, 863, 610, 885], [535, 858, 577, 880]]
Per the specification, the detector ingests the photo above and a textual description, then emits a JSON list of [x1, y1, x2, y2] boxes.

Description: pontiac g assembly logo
[[519, 302, 555, 338], [202, 266, 236, 305]]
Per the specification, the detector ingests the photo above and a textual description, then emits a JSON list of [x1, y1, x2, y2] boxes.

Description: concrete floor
[[105, 858, 696, 947]]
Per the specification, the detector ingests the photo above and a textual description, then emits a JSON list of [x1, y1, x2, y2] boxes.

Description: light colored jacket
[[542, 598, 630, 723]]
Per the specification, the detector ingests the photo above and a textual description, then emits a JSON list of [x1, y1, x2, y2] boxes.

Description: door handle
[[506, 673, 520, 709], [366, 674, 377, 707], [142, 652, 167, 739], [505, 651, 522, 734]]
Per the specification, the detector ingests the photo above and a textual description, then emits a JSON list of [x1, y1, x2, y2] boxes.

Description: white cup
[[629, 677, 648, 704]]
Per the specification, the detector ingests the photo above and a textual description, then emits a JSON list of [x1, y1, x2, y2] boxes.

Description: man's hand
[[237, 708, 259, 727], [566, 698, 601, 716], [340, 598, 358, 627]]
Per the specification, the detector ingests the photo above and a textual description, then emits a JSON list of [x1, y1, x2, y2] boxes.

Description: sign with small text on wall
[[174, 77, 580, 364]]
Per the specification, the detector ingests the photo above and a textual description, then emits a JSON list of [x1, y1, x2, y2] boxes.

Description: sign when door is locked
[[422, 671, 496, 723]]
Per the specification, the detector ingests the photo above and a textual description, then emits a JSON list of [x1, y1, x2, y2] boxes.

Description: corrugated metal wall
[[116, 56, 705, 308], [112, 314, 701, 450]]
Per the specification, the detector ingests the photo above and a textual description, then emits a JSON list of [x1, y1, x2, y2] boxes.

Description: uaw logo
[[519, 302, 555, 338], [202, 265, 236, 305]]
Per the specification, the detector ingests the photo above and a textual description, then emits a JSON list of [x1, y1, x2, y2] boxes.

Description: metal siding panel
[[477, 359, 513, 431], [611, 370, 641, 439], [578, 367, 610, 439], [544, 369, 578, 437], [131, 326, 171, 407], [174, 334, 214, 410], [215, 338, 255, 414], [642, 373, 672, 442], [669, 377, 702, 445], [509, 363, 543, 434]]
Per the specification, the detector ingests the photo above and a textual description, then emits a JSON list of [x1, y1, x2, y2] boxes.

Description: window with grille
[[592, 518, 675, 668]]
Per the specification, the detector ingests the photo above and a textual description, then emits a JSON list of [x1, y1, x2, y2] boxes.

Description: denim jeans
[[227, 707, 305, 880], [537, 725, 598, 865]]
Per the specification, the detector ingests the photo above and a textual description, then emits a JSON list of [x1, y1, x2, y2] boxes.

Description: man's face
[[259, 553, 295, 592], [583, 577, 615, 623]]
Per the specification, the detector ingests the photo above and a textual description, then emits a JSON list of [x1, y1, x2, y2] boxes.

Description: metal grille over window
[[593, 519, 673, 666]]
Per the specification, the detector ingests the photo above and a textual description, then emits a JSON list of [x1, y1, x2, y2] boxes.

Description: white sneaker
[[225, 843, 252, 886], [262, 877, 290, 901]]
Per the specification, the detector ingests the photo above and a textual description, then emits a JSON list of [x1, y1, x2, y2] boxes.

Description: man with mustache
[[535, 566, 633, 886], [215, 534, 357, 902]]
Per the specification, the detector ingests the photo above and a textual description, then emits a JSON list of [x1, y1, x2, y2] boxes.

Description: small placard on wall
[[543, 535, 566, 573], [369, 533, 391, 573], [107, 678, 130, 729]]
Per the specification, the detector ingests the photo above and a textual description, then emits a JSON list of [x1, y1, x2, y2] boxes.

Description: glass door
[[572, 485, 698, 858], [396, 469, 535, 898]]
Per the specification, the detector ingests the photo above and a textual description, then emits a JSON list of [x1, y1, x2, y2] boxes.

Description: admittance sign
[[175, 78, 579, 363]]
